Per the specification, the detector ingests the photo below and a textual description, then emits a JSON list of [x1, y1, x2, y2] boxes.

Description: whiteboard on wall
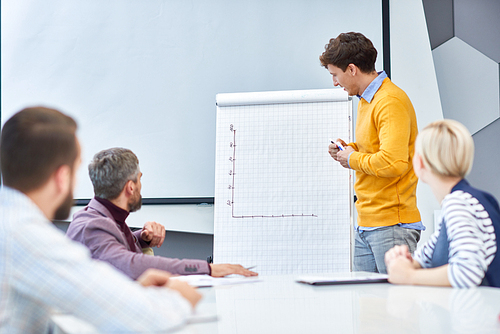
[[1, 0, 382, 199], [214, 89, 353, 275]]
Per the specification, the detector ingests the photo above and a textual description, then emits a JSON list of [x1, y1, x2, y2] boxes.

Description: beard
[[54, 190, 74, 220], [128, 193, 142, 213]]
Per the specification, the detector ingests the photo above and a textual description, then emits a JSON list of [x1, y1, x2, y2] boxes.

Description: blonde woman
[[384, 119, 500, 288]]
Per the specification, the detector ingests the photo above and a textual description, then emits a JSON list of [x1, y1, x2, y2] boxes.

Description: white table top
[[53, 274, 500, 334]]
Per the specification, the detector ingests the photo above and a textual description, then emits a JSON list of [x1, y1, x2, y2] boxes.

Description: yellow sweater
[[348, 78, 421, 227]]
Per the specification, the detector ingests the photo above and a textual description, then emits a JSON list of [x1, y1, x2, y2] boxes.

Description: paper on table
[[186, 312, 219, 324], [170, 275, 262, 288]]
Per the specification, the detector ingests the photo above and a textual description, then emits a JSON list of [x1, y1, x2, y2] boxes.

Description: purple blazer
[[66, 198, 210, 279]]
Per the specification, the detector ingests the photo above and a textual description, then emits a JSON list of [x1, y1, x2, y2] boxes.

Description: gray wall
[[55, 222, 213, 261], [423, 0, 500, 200], [467, 118, 500, 200], [154, 231, 213, 261], [390, 0, 445, 243]]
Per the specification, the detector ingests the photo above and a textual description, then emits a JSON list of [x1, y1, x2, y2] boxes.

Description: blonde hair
[[415, 119, 474, 178]]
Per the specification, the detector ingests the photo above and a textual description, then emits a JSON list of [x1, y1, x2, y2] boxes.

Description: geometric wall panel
[[455, 0, 500, 63], [432, 37, 500, 134], [468, 118, 500, 206], [422, 0, 454, 49]]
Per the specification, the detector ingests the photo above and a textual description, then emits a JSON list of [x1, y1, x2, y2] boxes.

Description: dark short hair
[[1, 107, 78, 192], [88, 148, 140, 200], [319, 32, 377, 73]]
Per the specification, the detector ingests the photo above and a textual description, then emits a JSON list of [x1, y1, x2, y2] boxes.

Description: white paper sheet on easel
[[214, 89, 352, 275]]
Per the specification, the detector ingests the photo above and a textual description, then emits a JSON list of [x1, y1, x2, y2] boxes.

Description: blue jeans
[[353, 225, 421, 274]]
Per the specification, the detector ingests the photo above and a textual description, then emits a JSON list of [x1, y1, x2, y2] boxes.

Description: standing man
[[320, 32, 424, 273], [0, 107, 200, 333], [66, 147, 258, 280]]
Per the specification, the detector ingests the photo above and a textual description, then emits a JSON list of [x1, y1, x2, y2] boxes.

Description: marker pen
[[330, 139, 345, 151]]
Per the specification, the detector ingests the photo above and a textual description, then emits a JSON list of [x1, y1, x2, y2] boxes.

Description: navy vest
[[430, 179, 500, 287]]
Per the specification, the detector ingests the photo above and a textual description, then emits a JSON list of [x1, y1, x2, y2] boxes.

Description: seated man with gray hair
[[66, 148, 258, 279]]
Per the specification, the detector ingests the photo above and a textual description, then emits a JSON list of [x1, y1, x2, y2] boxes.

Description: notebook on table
[[296, 271, 389, 286]]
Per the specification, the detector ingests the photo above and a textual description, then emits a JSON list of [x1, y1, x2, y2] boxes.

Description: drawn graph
[[228, 127, 318, 219], [214, 89, 352, 275]]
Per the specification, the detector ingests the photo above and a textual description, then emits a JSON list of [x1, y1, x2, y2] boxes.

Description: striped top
[[414, 190, 497, 288]]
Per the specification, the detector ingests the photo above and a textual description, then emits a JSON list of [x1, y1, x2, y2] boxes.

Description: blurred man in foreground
[[0, 107, 200, 333]]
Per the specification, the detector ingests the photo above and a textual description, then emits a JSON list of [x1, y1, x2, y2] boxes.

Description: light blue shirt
[[0, 186, 191, 333], [358, 70, 387, 103], [357, 221, 426, 233]]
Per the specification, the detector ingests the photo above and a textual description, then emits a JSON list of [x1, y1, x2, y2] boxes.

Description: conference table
[[52, 273, 500, 334]]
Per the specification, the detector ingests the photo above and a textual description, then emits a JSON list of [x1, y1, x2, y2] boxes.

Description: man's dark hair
[[319, 32, 377, 73], [0, 107, 78, 192]]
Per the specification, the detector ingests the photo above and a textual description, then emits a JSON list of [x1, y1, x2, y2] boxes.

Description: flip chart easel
[[214, 89, 353, 275]]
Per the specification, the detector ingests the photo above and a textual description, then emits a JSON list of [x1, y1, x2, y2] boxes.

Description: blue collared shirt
[[358, 70, 387, 103], [357, 221, 426, 233]]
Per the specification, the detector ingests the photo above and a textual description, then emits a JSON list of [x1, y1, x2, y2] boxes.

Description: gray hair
[[88, 148, 140, 200]]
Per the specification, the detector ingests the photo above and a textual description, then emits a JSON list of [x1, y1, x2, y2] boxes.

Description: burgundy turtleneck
[[94, 197, 138, 252]]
